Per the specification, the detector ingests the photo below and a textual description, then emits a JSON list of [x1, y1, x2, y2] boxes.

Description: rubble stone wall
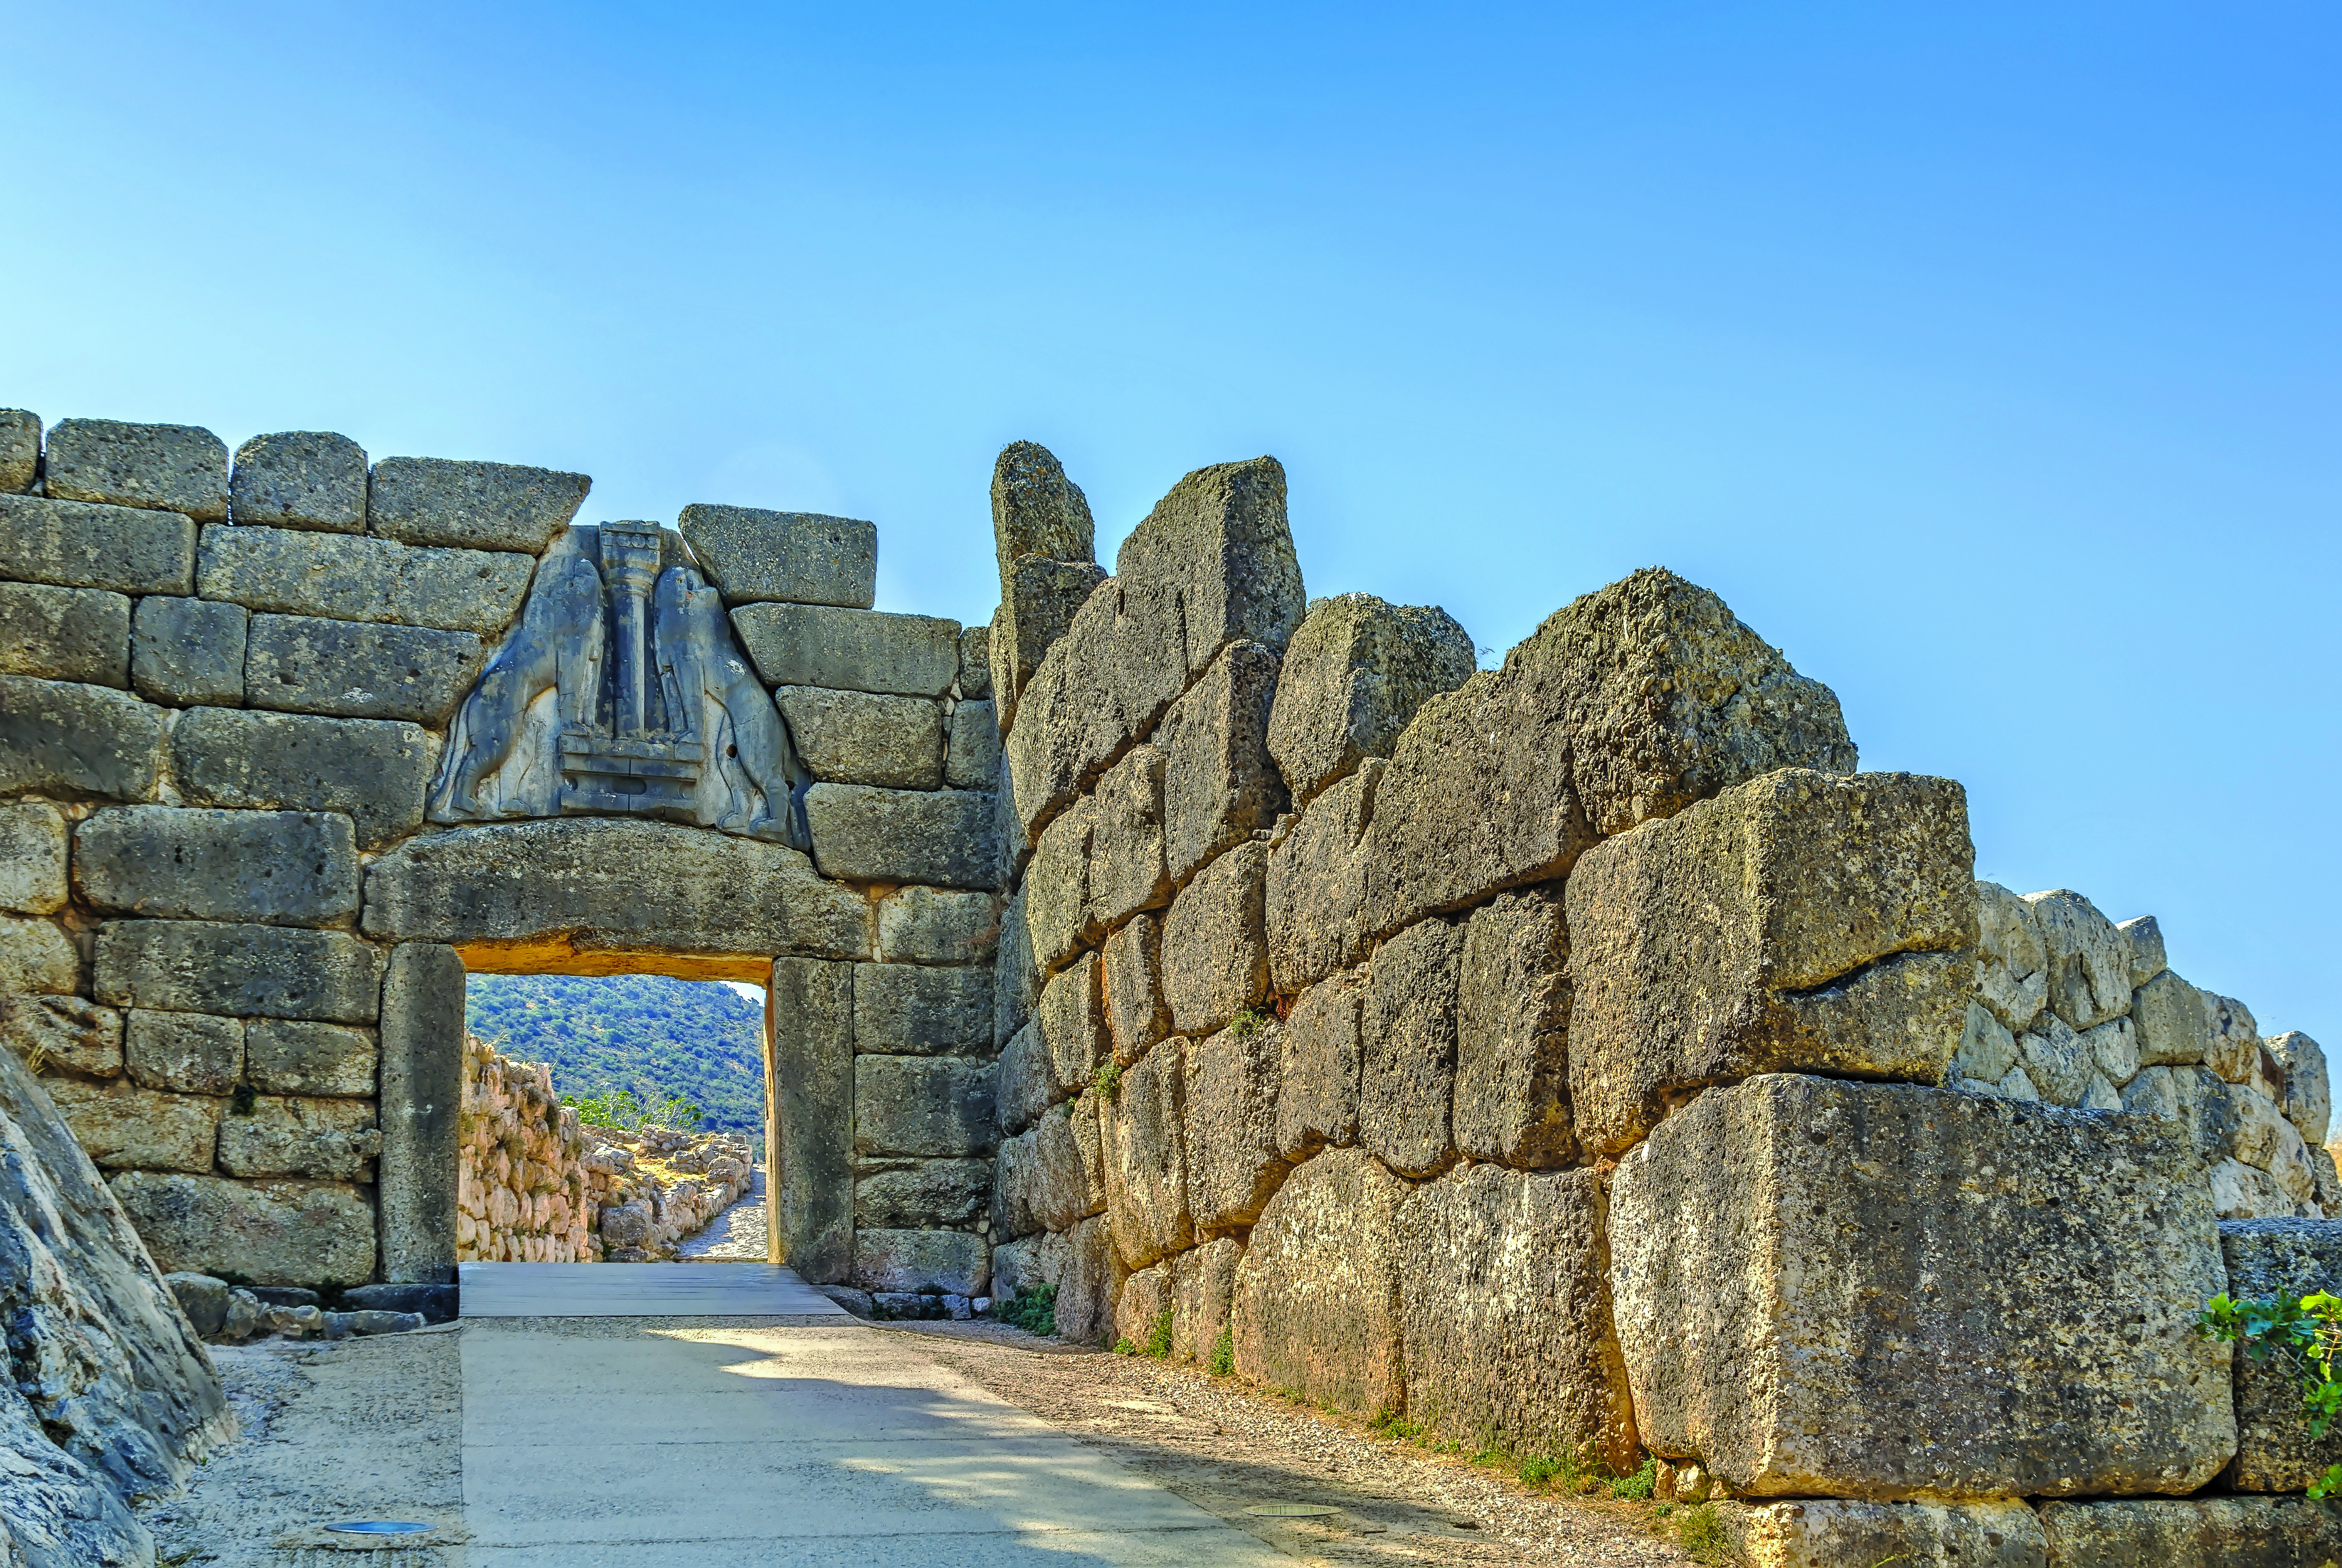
[[0, 408, 1000, 1293], [983, 438, 2336, 1565]]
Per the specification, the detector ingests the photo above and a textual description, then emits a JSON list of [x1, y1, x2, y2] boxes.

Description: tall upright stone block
[[379, 943, 464, 1283], [1361, 916, 1463, 1179], [1232, 1147, 1406, 1417], [1265, 758, 1380, 994], [1266, 591, 1474, 808], [1454, 886, 1575, 1167], [1100, 1041, 1190, 1268], [2218, 1218, 2342, 1492], [988, 441, 1099, 728], [771, 957, 854, 1282], [1158, 640, 1286, 886]]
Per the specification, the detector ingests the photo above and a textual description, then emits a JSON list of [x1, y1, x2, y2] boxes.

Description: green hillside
[[463, 975, 764, 1133]]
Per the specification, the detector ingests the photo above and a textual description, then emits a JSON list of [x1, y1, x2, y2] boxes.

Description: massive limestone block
[[1086, 742, 1172, 931], [872, 885, 996, 968], [1265, 758, 1382, 994], [216, 1094, 380, 1180], [676, 504, 877, 609], [1276, 970, 1362, 1159], [131, 594, 248, 706], [1266, 592, 1475, 809], [174, 706, 432, 849], [111, 1170, 376, 1285], [197, 524, 536, 633], [230, 430, 369, 532], [1396, 1163, 1638, 1470], [1608, 1076, 2235, 1501], [95, 920, 383, 1024], [853, 962, 991, 1056], [43, 418, 228, 519], [0, 580, 130, 686], [2027, 888, 2136, 1032], [1183, 1020, 1288, 1231], [1362, 916, 1463, 1179], [995, 1019, 1057, 1138], [2133, 968, 2212, 1066], [1158, 641, 1287, 886], [2119, 912, 2168, 984], [1102, 911, 1172, 1065], [993, 889, 1037, 1047], [1004, 457, 1303, 844], [0, 674, 167, 801], [855, 1158, 991, 1229], [770, 958, 854, 1282], [1232, 1147, 1406, 1416], [0, 493, 196, 595], [1161, 840, 1269, 1039], [855, 1055, 995, 1158], [1114, 1260, 1173, 1350], [960, 622, 992, 700], [244, 1019, 376, 1098], [0, 913, 78, 995], [1731, 1501, 2047, 1568], [945, 700, 1000, 790], [124, 1009, 242, 1095], [0, 407, 35, 492], [1032, 1095, 1106, 1231], [2206, 991, 2265, 1084], [0, 799, 68, 914], [1171, 1234, 1244, 1363], [364, 818, 867, 963], [41, 1077, 221, 1172], [2037, 1498, 2342, 1568], [1567, 769, 1976, 1155], [1100, 1039, 1190, 1268], [1367, 569, 1856, 936], [367, 456, 590, 553], [2218, 1219, 2342, 1491], [1454, 886, 1575, 1168], [990, 556, 1108, 734], [75, 805, 359, 928], [2267, 1030, 2330, 1147], [245, 612, 485, 724], [990, 1128, 1043, 1239], [775, 688, 945, 789], [1056, 1213, 1123, 1344], [805, 783, 996, 890], [1024, 794, 1094, 971], [733, 603, 961, 697], [1036, 952, 1109, 1093], [0, 1046, 232, 1546], [2, 995, 124, 1081], [992, 441, 1096, 599], [853, 1229, 989, 1296], [1975, 880, 2050, 1034]]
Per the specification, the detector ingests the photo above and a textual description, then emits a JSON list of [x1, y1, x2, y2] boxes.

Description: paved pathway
[[457, 1263, 1287, 1566], [679, 1163, 770, 1261]]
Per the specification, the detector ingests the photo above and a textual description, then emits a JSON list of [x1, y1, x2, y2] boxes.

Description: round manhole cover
[[325, 1522, 435, 1535], [1244, 1503, 1340, 1518]]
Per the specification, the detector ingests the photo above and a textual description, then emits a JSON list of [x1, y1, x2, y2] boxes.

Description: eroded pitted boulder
[[2217, 1218, 2342, 1492], [1566, 768, 1975, 1155], [1608, 1075, 2235, 1501], [1366, 568, 1857, 936], [1232, 1147, 1405, 1416], [2036, 1497, 2342, 1568], [1266, 591, 1474, 809]]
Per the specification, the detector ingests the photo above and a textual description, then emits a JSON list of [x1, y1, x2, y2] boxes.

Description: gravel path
[[882, 1320, 1697, 1567], [677, 1162, 767, 1260]]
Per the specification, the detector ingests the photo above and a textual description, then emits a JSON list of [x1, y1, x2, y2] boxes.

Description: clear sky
[[5, 4, 2335, 1043]]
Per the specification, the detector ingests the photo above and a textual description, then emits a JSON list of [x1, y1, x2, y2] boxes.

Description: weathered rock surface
[[2267, 1030, 2329, 1145], [0, 913, 79, 995], [1, 995, 124, 1079], [1264, 758, 1381, 994], [2206, 991, 2264, 1084], [366, 456, 590, 553], [2133, 967, 2212, 1067], [945, 700, 1001, 790], [216, 1094, 380, 1179], [1266, 592, 1475, 808], [0, 580, 129, 686], [770, 958, 853, 1282], [1102, 911, 1171, 1064], [1159, 641, 1286, 885], [75, 805, 359, 927], [2036, 1497, 2342, 1568], [1567, 768, 1975, 1155], [854, 1159, 992, 1229], [1161, 840, 1269, 1039], [854, 1056, 993, 1157], [198, 524, 536, 632], [1396, 1163, 1638, 1470], [993, 1019, 1057, 1137], [1276, 970, 1362, 1159], [733, 603, 961, 696], [990, 1128, 1043, 1239], [1608, 1075, 2234, 1500], [0, 408, 35, 493], [1975, 880, 2050, 1034], [173, 706, 431, 848], [245, 612, 485, 723], [112, 1170, 376, 1285], [1037, 952, 1109, 1093], [1454, 886, 1575, 1167], [1086, 743, 1171, 932], [1172, 1234, 1243, 1363], [43, 418, 228, 520], [854, 961, 992, 1056], [95, 920, 384, 1024], [990, 556, 1108, 733], [1115, 1261, 1174, 1350], [854, 1228, 988, 1296], [677, 504, 877, 608], [991, 442, 1096, 598], [1183, 1021, 1288, 1231], [2027, 888, 2136, 1032], [957, 627, 991, 699], [0, 674, 167, 800], [243, 1018, 376, 1098], [364, 817, 867, 960], [1024, 794, 1094, 971], [0, 1045, 232, 1560], [776, 686, 944, 789], [1032, 1095, 1105, 1231], [1360, 916, 1463, 1178], [805, 783, 997, 889], [2217, 1218, 2342, 1491], [1732, 1500, 2047, 1568], [0, 798, 68, 913], [1232, 1147, 1406, 1416], [124, 1009, 242, 1095], [230, 430, 368, 532], [1367, 569, 1855, 935], [1101, 1040, 1190, 1268], [131, 593, 248, 706], [39, 1074, 220, 1171], [0, 493, 197, 595]]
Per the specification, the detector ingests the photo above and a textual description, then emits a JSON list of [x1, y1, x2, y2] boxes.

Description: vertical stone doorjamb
[[379, 942, 465, 1283], [763, 971, 782, 1265]]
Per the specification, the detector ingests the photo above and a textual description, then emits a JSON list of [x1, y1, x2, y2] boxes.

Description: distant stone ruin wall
[[0, 409, 1002, 1291], [981, 438, 2338, 1562]]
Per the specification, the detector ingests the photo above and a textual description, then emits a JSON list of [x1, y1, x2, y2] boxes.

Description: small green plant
[[1145, 1307, 1174, 1359], [1228, 1007, 1269, 1039], [1209, 1327, 1234, 1376], [1112, 1337, 1138, 1355], [564, 1086, 703, 1131], [1091, 1061, 1123, 1101], [1607, 1456, 1658, 1500], [1517, 1453, 1559, 1486], [2198, 1290, 2342, 1498], [1654, 1502, 1674, 1520], [994, 1283, 1057, 1337], [1676, 1502, 1727, 1565]]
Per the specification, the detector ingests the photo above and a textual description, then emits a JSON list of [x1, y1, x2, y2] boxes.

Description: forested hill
[[463, 975, 763, 1133]]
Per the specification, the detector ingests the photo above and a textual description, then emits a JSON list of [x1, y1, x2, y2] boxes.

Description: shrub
[[1676, 1503, 1726, 1565], [2199, 1290, 2342, 1498], [1091, 1061, 1123, 1101], [1145, 1307, 1175, 1359], [1209, 1328, 1235, 1376], [1607, 1456, 1658, 1500], [995, 1283, 1057, 1337]]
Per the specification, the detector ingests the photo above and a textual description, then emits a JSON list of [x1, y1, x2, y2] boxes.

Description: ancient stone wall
[[982, 438, 2338, 1563], [0, 410, 1000, 1296]]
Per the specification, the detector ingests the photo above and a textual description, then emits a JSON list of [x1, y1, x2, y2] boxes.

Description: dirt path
[[677, 1162, 766, 1261]]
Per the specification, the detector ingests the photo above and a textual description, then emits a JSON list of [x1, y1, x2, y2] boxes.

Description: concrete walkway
[[457, 1266, 1288, 1566]]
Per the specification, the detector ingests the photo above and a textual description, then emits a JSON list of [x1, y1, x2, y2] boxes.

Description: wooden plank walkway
[[457, 1261, 849, 1318]]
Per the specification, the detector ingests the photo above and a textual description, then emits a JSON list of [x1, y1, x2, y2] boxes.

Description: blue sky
[[5, 4, 2335, 1042]]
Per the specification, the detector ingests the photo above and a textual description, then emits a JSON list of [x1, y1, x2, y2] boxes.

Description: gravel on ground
[[677, 1162, 768, 1260]]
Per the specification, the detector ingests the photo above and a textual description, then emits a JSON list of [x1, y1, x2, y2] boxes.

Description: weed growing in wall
[[2198, 1290, 2342, 1498], [1144, 1308, 1174, 1359], [1091, 1061, 1122, 1101], [1209, 1328, 1234, 1376], [995, 1283, 1057, 1337]]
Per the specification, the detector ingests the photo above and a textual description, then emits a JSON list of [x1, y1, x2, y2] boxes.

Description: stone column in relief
[[379, 943, 465, 1283], [770, 957, 854, 1283]]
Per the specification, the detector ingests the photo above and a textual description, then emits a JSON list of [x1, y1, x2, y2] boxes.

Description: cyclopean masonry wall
[[0, 410, 1000, 1304], [981, 440, 2342, 1565]]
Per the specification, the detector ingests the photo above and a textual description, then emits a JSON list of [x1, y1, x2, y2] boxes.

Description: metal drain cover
[[1245, 1503, 1340, 1518], [325, 1522, 435, 1535]]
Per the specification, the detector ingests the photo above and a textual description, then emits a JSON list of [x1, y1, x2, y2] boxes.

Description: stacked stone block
[[457, 1035, 595, 1262]]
